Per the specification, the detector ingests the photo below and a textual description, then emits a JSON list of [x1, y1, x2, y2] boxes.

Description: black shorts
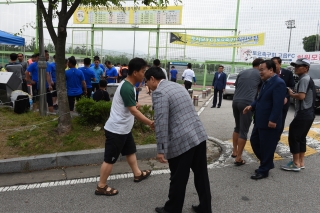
[[51, 83, 57, 97], [104, 130, 136, 164]]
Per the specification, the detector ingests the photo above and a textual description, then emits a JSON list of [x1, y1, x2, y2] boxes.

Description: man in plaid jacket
[[145, 67, 212, 213]]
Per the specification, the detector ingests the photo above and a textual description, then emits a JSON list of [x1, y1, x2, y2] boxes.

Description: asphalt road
[[1, 97, 320, 212]]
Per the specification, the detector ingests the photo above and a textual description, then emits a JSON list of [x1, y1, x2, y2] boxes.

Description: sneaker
[[53, 104, 58, 110], [281, 161, 301, 172]]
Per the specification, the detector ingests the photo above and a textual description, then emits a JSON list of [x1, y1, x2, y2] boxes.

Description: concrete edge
[[0, 144, 157, 174]]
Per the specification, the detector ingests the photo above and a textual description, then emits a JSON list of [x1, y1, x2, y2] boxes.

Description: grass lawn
[[0, 107, 155, 159]]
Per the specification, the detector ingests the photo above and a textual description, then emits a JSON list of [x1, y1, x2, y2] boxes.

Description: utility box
[[106, 83, 120, 101], [0, 72, 21, 104]]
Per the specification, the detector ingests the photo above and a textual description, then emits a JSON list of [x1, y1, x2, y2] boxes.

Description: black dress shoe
[[192, 205, 202, 213], [211, 105, 216, 108], [251, 173, 268, 180], [217, 106, 221, 108], [155, 207, 169, 213]]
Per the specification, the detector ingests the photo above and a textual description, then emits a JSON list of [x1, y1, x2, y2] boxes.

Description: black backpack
[[14, 95, 30, 114]]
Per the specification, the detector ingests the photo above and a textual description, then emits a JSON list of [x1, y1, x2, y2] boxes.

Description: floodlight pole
[[132, 25, 139, 58], [231, 0, 240, 74], [285, 20, 296, 52], [37, 0, 47, 116]]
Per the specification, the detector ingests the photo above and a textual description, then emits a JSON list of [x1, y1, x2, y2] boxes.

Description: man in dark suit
[[243, 60, 286, 180], [211, 65, 227, 108], [272, 57, 295, 140]]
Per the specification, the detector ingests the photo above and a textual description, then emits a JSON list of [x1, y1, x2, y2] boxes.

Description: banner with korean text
[[73, 6, 182, 25], [239, 48, 320, 64], [169, 32, 265, 48]]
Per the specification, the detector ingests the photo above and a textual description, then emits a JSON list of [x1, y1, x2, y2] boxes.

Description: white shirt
[[182, 69, 195, 82], [161, 67, 168, 80]]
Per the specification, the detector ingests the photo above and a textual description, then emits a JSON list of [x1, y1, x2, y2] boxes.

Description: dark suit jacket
[[212, 72, 226, 90], [251, 75, 287, 129], [279, 68, 295, 100]]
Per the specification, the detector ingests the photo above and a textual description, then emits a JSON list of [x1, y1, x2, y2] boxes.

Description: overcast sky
[[1, 0, 320, 61]]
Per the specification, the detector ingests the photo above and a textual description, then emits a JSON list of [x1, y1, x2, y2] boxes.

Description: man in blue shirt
[[90, 56, 105, 71], [105, 61, 118, 84], [26, 53, 40, 98], [65, 57, 87, 111], [47, 55, 58, 109], [90, 58, 104, 92], [170, 66, 178, 82], [79, 58, 96, 98]]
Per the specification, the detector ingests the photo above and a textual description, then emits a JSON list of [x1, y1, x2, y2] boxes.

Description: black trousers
[[184, 81, 192, 90], [68, 95, 82, 111], [164, 141, 212, 213], [86, 88, 93, 99], [250, 126, 279, 176], [212, 89, 223, 107], [289, 118, 314, 154]]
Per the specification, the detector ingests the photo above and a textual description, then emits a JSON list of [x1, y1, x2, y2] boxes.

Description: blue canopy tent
[[0, 30, 25, 46]]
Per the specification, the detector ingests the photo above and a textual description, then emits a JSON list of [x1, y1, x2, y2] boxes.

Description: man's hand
[[284, 97, 287, 105], [48, 86, 53, 91], [212, 86, 214, 89], [149, 121, 155, 130], [30, 80, 35, 85], [136, 102, 140, 109], [194, 82, 196, 86], [243, 106, 252, 114], [223, 89, 225, 92], [157, 153, 168, 163], [268, 121, 276, 128]]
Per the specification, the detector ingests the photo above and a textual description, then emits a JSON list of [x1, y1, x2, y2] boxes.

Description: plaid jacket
[[152, 80, 208, 159]]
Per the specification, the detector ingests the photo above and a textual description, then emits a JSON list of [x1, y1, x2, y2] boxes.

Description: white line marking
[[198, 95, 213, 116]]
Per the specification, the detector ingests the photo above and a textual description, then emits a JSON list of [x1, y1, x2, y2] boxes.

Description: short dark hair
[[153, 59, 161, 66], [105, 61, 112, 65], [171, 66, 175, 68], [145, 66, 166, 81], [218, 65, 224, 69], [31, 54, 35, 58], [93, 56, 100, 61], [34, 53, 40, 57], [53, 55, 56, 59], [252, 58, 264, 67], [187, 63, 192, 68], [45, 50, 48, 53], [271, 57, 282, 64], [99, 79, 107, 87], [17, 53, 23, 56], [10, 53, 18, 61], [68, 57, 77, 66], [128, 58, 147, 75], [84, 58, 91, 65], [260, 60, 276, 73]]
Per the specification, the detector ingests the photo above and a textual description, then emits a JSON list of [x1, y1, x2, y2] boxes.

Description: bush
[[75, 98, 112, 125]]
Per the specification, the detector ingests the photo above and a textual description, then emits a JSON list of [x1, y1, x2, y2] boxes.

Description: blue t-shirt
[[65, 68, 85, 96], [47, 62, 56, 83], [27, 62, 38, 82], [90, 63, 105, 72], [106, 66, 118, 83], [170, 69, 178, 79], [90, 66, 104, 83], [79, 66, 96, 88]]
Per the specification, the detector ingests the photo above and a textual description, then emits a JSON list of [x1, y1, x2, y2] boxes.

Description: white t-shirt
[[161, 67, 168, 80], [182, 69, 195, 82], [104, 80, 136, 134]]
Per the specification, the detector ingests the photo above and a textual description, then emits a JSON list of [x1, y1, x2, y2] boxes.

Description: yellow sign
[[169, 32, 265, 48], [73, 6, 183, 25]]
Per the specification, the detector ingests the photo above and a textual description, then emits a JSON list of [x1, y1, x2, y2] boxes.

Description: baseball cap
[[290, 58, 310, 67]]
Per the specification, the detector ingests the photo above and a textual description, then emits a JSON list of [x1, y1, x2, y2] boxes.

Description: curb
[[0, 144, 157, 174]]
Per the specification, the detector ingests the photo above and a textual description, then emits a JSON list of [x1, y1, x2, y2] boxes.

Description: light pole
[[285, 20, 296, 52], [132, 25, 139, 58]]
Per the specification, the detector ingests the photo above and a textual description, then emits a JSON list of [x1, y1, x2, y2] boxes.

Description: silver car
[[223, 73, 238, 99]]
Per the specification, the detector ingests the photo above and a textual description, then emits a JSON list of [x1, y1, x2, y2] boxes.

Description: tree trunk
[[55, 25, 72, 134]]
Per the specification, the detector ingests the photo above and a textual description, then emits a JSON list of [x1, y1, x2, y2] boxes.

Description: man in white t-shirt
[[153, 59, 168, 80], [95, 58, 154, 196], [182, 63, 196, 90]]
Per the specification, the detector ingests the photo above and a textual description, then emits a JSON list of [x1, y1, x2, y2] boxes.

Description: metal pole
[[288, 27, 292, 52], [91, 24, 94, 58], [35, 7, 39, 51], [133, 30, 135, 58], [155, 0, 161, 59], [37, 0, 47, 116], [231, 0, 240, 74], [203, 63, 207, 89]]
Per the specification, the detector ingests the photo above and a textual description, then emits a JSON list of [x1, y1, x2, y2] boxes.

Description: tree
[[36, 0, 179, 134], [302, 35, 319, 52]]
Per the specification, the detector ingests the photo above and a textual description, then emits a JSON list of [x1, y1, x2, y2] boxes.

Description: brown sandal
[[95, 185, 118, 196], [134, 170, 152, 182]]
